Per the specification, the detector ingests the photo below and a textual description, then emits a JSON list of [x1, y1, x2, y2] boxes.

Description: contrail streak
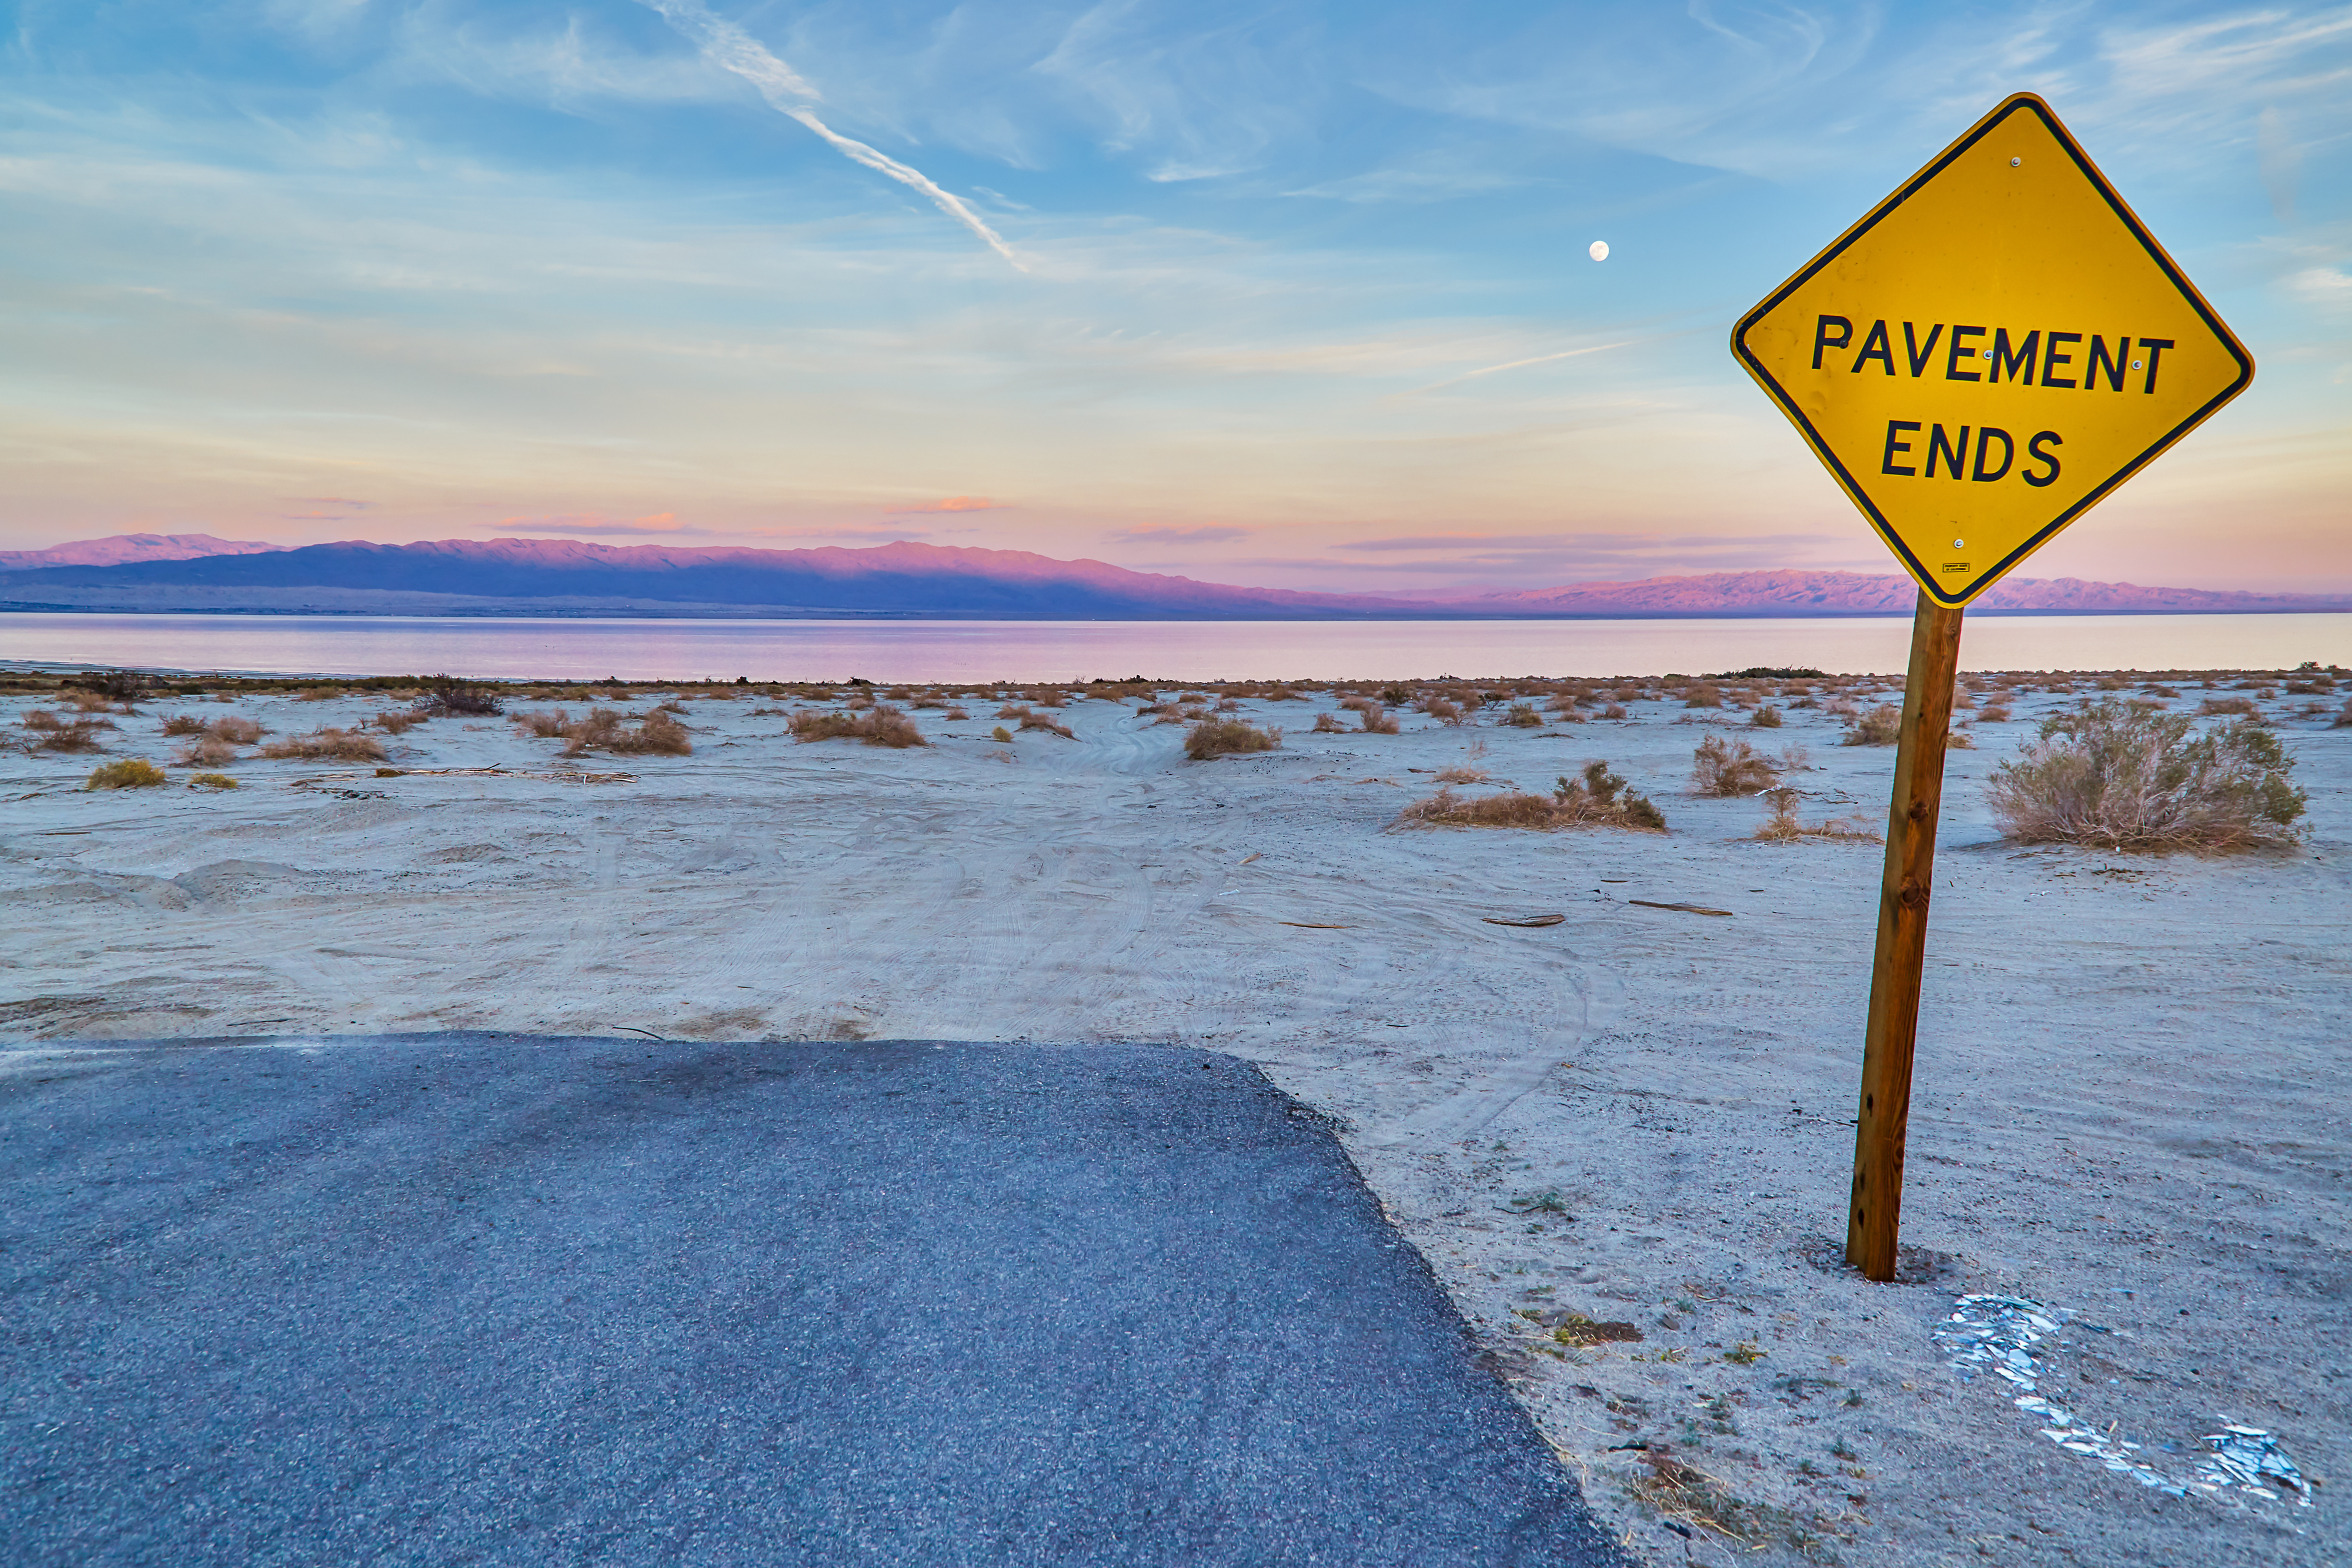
[[1404, 340, 1634, 396], [642, 0, 1026, 272]]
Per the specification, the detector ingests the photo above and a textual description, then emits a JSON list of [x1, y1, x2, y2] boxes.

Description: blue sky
[[3, 1, 2347, 590]]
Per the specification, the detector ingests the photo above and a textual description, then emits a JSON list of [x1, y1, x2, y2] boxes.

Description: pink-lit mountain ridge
[[0, 536, 2342, 618], [0, 533, 280, 570]]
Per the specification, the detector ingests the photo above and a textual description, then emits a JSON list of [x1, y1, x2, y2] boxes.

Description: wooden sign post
[[1728, 93, 2253, 1280], [1846, 593, 1962, 1278]]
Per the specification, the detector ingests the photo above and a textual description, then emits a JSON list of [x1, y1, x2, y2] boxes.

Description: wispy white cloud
[[639, 0, 1028, 270], [1402, 340, 1636, 397], [1105, 522, 1252, 544]]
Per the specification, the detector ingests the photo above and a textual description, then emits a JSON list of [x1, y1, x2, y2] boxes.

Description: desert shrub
[[884, 686, 914, 701], [189, 773, 240, 790], [946, 706, 970, 720], [1433, 765, 1490, 784], [1001, 705, 1074, 738], [77, 670, 149, 704], [1504, 702, 1542, 728], [1977, 703, 2013, 723], [1418, 695, 1464, 723], [514, 709, 572, 738], [21, 708, 64, 731], [1555, 760, 1667, 831], [1337, 694, 1378, 714], [86, 758, 167, 790], [262, 728, 388, 762], [1311, 712, 1347, 733], [206, 715, 264, 744], [419, 674, 503, 717], [160, 713, 208, 736], [990, 726, 1013, 742], [1754, 788, 1877, 842], [1682, 683, 1722, 708], [654, 698, 689, 715], [1598, 703, 1628, 720], [1264, 686, 1304, 701], [1692, 736, 1781, 796], [174, 735, 242, 767], [1985, 699, 2306, 852], [1358, 704, 1401, 735], [65, 690, 117, 714], [36, 722, 110, 753], [2196, 695, 2261, 718], [1750, 704, 1784, 728], [1842, 703, 1903, 745], [600, 710, 696, 755], [1396, 788, 1561, 828], [1394, 763, 1665, 833], [2333, 697, 2352, 728], [786, 706, 920, 748], [1185, 717, 1281, 760], [296, 686, 345, 701]]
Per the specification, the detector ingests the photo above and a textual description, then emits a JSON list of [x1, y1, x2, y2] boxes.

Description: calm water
[[1, 613, 2344, 683]]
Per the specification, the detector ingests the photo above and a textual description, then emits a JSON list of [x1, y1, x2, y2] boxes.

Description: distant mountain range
[[0, 532, 279, 570], [0, 535, 2344, 619]]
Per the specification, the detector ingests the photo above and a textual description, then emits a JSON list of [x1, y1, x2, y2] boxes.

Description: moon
[[1588, 240, 1609, 262]]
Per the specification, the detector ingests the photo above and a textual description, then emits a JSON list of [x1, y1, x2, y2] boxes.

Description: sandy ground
[[3, 670, 2346, 1567]]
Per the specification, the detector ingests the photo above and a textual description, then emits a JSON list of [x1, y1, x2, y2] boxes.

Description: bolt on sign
[[1732, 93, 2253, 607]]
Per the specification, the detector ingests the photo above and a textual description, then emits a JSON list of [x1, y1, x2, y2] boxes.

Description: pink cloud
[[498, 512, 689, 536], [890, 496, 1003, 513]]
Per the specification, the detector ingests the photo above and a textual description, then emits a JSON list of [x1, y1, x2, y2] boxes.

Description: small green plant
[[1554, 761, 1667, 831], [1551, 1314, 1642, 1347], [189, 772, 240, 790], [1725, 1341, 1766, 1365], [1504, 701, 1542, 728], [990, 724, 1013, 742], [86, 758, 168, 790]]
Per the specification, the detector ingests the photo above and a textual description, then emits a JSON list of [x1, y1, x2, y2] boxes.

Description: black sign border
[[1729, 92, 2256, 609]]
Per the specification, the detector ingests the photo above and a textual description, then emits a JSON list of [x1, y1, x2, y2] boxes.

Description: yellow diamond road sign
[[1732, 93, 2253, 608]]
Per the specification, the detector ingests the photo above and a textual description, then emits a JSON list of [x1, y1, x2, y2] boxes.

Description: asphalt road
[[1, 1035, 1626, 1567]]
